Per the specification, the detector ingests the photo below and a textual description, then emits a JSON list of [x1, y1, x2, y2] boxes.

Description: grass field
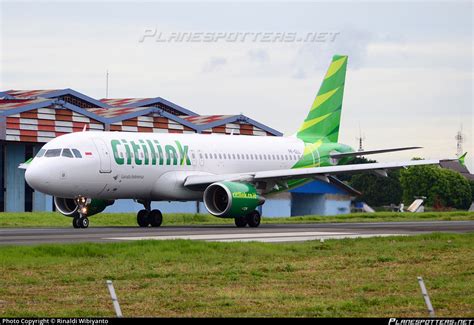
[[0, 211, 473, 227], [0, 233, 472, 317]]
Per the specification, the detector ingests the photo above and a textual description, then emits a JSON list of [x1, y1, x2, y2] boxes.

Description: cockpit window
[[44, 149, 62, 157], [62, 149, 74, 158], [36, 149, 46, 158], [72, 149, 82, 158]]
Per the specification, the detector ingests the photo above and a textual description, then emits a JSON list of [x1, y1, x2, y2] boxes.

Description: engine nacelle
[[54, 197, 114, 218], [203, 182, 265, 218]]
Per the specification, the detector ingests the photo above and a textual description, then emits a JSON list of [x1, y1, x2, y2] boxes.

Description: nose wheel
[[73, 215, 89, 228]]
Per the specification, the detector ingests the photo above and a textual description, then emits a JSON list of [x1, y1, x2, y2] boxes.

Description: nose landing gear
[[136, 200, 163, 227], [73, 215, 89, 229], [73, 196, 90, 229]]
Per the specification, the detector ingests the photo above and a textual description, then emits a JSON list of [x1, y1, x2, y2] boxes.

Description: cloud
[[201, 57, 227, 73], [247, 49, 269, 64], [291, 26, 374, 78]]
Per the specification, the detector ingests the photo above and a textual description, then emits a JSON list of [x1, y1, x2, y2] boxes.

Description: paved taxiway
[[0, 221, 473, 245]]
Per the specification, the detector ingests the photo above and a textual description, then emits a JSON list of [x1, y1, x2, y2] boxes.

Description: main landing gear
[[137, 200, 163, 227], [234, 210, 261, 228]]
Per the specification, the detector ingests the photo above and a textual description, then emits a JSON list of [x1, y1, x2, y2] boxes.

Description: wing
[[184, 159, 445, 190], [330, 146, 422, 159]]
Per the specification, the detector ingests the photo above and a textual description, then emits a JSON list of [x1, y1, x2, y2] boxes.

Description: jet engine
[[54, 197, 114, 217], [203, 182, 265, 218]]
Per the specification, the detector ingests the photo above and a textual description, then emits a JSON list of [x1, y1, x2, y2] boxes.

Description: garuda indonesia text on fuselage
[[23, 55, 446, 228]]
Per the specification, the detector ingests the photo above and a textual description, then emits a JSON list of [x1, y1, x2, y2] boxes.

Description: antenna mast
[[455, 124, 464, 157], [106, 70, 109, 99], [355, 123, 365, 152]]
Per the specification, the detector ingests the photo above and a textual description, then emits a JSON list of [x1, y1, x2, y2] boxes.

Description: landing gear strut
[[136, 200, 163, 227]]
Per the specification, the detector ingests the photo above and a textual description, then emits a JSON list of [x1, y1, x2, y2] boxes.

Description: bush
[[400, 165, 472, 209]]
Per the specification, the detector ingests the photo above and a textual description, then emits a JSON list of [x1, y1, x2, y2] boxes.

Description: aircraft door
[[92, 138, 112, 173]]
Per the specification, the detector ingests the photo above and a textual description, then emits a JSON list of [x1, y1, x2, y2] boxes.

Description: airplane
[[22, 55, 447, 228]]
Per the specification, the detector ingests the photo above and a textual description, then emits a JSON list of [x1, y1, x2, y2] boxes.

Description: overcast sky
[[1, 1, 472, 169]]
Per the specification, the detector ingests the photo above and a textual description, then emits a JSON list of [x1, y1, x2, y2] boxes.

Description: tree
[[337, 157, 402, 206], [399, 165, 472, 209], [469, 180, 474, 203], [350, 170, 402, 207], [336, 157, 376, 183]]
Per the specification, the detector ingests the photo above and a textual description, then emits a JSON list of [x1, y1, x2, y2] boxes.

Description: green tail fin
[[296, 55, 348, 143]]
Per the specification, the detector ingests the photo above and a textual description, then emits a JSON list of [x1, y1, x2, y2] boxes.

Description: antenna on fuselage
[[82, 124, 88, 132]]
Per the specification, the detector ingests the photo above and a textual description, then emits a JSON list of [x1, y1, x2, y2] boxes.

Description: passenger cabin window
[[36, 149, 46, 158], [62, 149, 74, 158], [44, 149, 61, 157], [72, 149, 82, 158]]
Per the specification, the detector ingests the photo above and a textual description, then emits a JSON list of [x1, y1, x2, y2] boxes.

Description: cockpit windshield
[[62, 149, 74, 158], [44, 149, 62, 157], [41, 148, 83, 158], [36, 149, 46, 158], [72, 149, 82, 158]]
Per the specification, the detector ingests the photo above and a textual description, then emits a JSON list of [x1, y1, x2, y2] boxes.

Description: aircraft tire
[[234, 217, 247, 228], [73, 217, 81, 228], [137, 209, 150, 227], [246, 211, 261, 228], [80, 217, 89, 229], [149, 209, 163, 227]]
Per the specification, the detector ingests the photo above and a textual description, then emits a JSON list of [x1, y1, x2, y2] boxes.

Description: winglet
[[18, 157, 33, 170], [459, 152, 467, 166]]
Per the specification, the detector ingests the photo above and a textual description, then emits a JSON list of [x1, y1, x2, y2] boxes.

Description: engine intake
[[54, 197, 114, 217], [54, 197, 79, 217], [203, 182, 264, 218]]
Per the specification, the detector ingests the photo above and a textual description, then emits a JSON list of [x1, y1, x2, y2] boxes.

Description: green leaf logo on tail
[[296, 55, 348, 144]]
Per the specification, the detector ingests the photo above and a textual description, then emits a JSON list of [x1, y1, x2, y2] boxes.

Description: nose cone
[[25, 162, 50, 193]]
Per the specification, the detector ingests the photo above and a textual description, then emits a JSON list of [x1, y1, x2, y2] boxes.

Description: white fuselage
[[25, 131, 308, 201]]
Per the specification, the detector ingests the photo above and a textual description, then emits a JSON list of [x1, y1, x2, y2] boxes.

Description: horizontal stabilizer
[[330, 146, 422, 159]]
